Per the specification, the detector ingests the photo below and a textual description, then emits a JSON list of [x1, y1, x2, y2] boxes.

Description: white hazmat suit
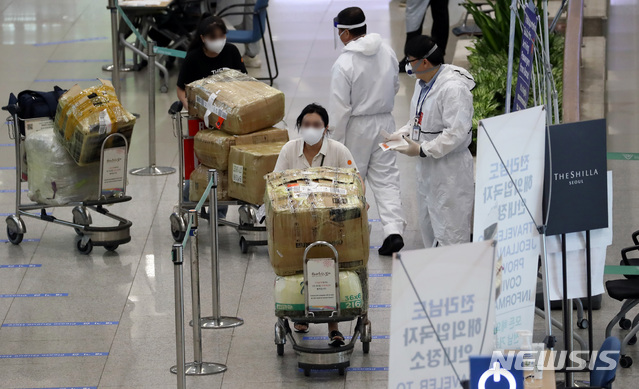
[[398, 64, 475, 247], [329, 33, 407, 239]]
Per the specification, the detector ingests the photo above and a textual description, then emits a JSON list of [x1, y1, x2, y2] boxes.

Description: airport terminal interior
[[0, 0, 638, 388]]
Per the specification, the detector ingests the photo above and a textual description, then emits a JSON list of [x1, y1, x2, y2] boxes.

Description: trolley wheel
[[303, 369, 310, 377], [77, 239, 93, 255], [620, 355, 633, 368], [6, 225, 23, 245], [338, 367, 345, 376], [72, 207, 91, 236], [577, 318, 589, 329], [240, 237, 249, 254], [363, 341, 370, 354], [276, 343, 284, 356], [170, 213, 185, 242], [104, 244, 119, 252], [629, 335, 638, 346], [620, 318, 632, 330], [160, 85, 169, 93]]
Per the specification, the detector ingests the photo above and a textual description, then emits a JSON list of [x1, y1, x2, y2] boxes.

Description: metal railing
[[562, 0, 584, 123]]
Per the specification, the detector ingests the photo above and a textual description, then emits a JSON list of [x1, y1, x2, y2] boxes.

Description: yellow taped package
[[186, 68, 285, 135], [54, 79, 136, 165], [274, 270, 364, 317], [189, 164, 230, 202], [194, 127, 289, 170], [228, 142, 285, 205], [264, 167, 369, 276]]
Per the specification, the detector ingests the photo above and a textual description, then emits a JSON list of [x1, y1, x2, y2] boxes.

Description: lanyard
[[414, 69, 442, 119]]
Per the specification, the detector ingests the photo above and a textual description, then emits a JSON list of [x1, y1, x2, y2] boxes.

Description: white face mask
[[300, 127, 325, 146], [405, 62, 417, 78], [204, 38, 226, 54]]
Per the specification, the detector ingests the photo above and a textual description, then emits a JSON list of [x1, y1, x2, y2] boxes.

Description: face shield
[[333, 17, 366, 49]]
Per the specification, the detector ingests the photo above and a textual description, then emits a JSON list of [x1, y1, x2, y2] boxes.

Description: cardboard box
[[264, 167, 369, 276], [228, 142, 285, 205], [194, 127, 289, 170], [186, 68, 285, 135], [189, 164, 230, 202], [54, 79, 135, 165]]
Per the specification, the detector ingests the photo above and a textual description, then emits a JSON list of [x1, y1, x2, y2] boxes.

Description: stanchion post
[[171, 244, 186, 389], [107, 0, 121, 98], [201, 169, 244, 329], [129, 39, 176, 176], [171, 211, 227, 376]]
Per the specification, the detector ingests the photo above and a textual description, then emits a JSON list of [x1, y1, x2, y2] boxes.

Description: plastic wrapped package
[[25, 128, 99, 205], [186, 68, 285, 134], [274, 270, 367, 318], [54, 79, 136, 165], [228, 142, 286, 205], [189, 164, 230, 202], [194, 127, 289, 170], [264, 167, 369, 276]]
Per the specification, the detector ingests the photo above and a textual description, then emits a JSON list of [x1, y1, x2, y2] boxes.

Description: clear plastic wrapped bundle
[[25, 128, 99, 205], [264, 167, 369, 276], [186, 68, 285, 134], [54, 79, 136, 165]]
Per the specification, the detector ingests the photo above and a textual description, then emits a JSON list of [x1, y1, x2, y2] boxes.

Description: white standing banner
[[389, 241, 497, 389], [473, 106, 546, 350]]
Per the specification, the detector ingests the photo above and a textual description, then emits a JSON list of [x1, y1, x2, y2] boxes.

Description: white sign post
[[473, 106, 546, 350], [389, 241, 498, 389]]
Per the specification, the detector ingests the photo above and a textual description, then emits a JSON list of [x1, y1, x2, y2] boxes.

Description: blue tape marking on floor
[[369, 273, 392, 278], [369, 304, 391, 308], [0, 264, 42, 269], [303, 335, 390, 341], [0, 166, 16, 170], [0, 238, 40, 243], [0, 189, 28, 193], [34, 79, 112, 83], [370, 245, 382, 249], [0, 293, 67, 298], [0, 212, 53, 217], [3, 321, 118, 328], [0, 352, 107, 359], [298, 367, 388, 372], [0, 143, 14, 146], [368, 218, 381, 222], [33, 37, 108, 46]]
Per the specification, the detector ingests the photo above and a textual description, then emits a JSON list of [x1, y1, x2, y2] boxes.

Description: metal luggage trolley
[[168, 101, 267, 253], [274, 241, 372, 377], [2, 108, 132, 255]]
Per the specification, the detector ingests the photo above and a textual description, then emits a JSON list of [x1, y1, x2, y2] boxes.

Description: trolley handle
[[303, 241, 339, 263], [169, 101, 183, 138]]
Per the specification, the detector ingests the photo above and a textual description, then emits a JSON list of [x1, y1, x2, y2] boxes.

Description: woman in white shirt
[[273, 103, 359, 347]]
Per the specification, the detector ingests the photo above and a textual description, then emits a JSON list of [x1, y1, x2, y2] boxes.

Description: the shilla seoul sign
[[544, 119, 608, 236]]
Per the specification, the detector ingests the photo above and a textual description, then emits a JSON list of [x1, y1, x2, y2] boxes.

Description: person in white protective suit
[[329, 7, 407, 256], [390, 35, 475, 247]]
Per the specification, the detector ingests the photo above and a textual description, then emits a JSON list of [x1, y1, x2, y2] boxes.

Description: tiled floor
[[0, 0, 637, 388]]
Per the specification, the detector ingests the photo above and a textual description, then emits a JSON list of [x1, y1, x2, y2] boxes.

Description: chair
[[217, 0, 279, 85], [452, 2, 492, 37], [586, 336, 621, 388]]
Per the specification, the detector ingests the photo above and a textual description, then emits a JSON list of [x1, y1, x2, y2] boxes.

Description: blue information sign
[[513, 3, 539, 112]]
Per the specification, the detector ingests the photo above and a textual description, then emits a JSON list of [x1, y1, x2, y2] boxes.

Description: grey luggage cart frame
[[168, 101, 267, 253], [273, 241, 372, 377], [2, 108, 133, 255]]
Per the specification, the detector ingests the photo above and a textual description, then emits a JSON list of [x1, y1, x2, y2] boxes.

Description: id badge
[[412, 124, 421, 142]]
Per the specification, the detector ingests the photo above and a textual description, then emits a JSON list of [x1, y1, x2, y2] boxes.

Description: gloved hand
[[395, 136, 422, 157], [384, 130, 410, 142]]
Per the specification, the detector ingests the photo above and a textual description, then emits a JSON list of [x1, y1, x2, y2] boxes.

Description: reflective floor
[[0, 0, 637, 388]]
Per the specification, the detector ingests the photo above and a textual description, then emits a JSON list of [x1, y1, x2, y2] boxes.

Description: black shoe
[[200, 207, 209, 221], [328, 330, 345, 347], [378, 234, 404, 256], [398, 57, 408, 73]]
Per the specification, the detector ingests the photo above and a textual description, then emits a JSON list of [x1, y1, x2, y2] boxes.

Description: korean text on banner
[[389, 240, 498, 389], [513, 3, 539, 112], [472, 105, 546, 350]]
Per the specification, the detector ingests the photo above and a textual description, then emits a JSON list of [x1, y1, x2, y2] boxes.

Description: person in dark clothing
[[176, 15, 247, 109], [398, 0, 450, 72]]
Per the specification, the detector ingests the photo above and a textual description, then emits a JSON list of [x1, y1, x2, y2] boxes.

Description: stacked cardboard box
[[189, 164, 230, 202], [264, 167, 369, 276], [54, 79, 136, 165], [187, 69, 288, 204]]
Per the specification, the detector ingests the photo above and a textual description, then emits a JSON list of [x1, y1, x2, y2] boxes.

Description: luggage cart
[[168, 101, 267, 253], [273, 242, 372, 377], [2, 109, 133, 255]]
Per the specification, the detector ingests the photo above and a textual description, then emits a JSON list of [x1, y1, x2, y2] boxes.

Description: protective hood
[[435, 64, 476, 91], [343, 33, 382, 56]]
